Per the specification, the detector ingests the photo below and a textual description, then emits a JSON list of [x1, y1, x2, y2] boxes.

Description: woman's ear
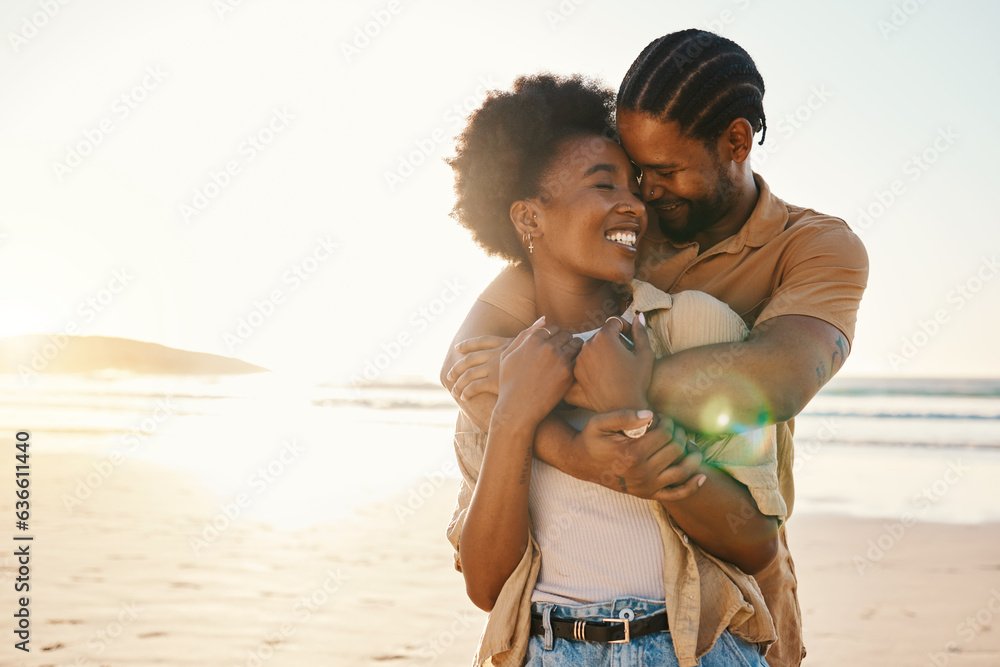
[[509, 200, 541, 238]]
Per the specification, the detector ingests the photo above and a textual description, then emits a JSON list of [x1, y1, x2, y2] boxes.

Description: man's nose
[[640, 178, 660, 203]]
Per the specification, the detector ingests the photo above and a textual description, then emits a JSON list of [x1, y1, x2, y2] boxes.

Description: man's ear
[[509, 199, 541, 238], [721, 118, 754, 164]]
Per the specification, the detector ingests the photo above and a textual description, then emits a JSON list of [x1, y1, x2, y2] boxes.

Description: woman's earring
[[523, 232, 534, 254]]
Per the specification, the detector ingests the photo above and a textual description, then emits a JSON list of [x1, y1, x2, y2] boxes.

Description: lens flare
[[694, 380, 775, 464]]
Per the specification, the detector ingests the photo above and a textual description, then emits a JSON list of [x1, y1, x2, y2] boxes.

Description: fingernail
[[637, 312, 646, 326], [697, 475, 707, 487], [637, 409, 653, 420], [532, 315, 545, 327]]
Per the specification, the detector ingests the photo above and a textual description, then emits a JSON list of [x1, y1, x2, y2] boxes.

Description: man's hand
[[440, 299, 529, 432], [549, 409, 706, 502], [446, 335, 512, 402]]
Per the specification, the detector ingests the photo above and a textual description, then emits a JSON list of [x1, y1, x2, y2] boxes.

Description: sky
[[0, 0, 997, 384]]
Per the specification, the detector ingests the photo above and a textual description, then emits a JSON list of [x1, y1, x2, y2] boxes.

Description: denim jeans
[[523, 597, 768, 666]]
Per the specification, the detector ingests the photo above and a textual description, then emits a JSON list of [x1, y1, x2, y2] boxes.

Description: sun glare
[[0, 300, 53, 339]]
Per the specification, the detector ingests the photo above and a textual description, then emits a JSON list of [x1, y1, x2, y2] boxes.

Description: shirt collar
[[741, 173, 788, 249]]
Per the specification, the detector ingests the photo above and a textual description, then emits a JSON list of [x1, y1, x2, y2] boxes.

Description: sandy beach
[[4, 447, 999, 667]]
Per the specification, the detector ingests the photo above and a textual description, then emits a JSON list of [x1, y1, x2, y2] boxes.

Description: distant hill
[[0, 335, 268, 376]]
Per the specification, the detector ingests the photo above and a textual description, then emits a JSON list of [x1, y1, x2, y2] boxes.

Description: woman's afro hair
[[448, 73, 616, 264]]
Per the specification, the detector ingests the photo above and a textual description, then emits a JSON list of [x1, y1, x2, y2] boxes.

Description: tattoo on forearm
[[816, 334, 849, 387], [519, 446, 532, 485], [831, 334, 848, 372], [617, 476, 628, 493]]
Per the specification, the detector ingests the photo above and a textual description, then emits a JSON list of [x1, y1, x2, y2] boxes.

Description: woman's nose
[[623, 190, 646, 214], [618, 197, 648, 226]]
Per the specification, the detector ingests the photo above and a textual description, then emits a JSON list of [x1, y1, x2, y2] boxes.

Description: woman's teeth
[[605, 231, 636, 248]]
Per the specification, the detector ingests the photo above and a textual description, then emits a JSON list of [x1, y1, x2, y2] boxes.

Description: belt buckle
[[601, 617, 630, 644]]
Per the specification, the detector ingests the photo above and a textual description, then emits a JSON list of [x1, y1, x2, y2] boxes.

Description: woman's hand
[[494, 316, 583, 430], [571, 313, 654, 413]]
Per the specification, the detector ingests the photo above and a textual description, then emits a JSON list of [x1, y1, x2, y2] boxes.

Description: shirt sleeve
[[446, 412, 487, 572], [629, 280, 785, 520], [628, 280, 749, 355], [446, 412, 541, 667], [755, 220, 869, 347], [476, 264, 537, 328], [697, 429, 787, 520]]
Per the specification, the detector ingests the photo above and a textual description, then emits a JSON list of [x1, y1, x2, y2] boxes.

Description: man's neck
[[692, 171, 760, 254]]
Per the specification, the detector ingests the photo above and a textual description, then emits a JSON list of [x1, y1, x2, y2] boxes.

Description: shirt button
[[681, 533, 690, 544]]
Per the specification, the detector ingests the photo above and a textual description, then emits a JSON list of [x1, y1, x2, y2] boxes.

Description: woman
[[446, 74, 785, 667]]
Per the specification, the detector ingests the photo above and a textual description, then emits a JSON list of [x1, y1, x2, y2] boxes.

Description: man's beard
[[655, 165, 735, 244]]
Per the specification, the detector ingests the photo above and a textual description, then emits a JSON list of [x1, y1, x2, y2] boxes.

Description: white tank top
[[528, 454, 666, 604], [528, 323, 666, 604]]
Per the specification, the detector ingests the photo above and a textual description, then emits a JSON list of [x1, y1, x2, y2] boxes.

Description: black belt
[[529, 610, 667, 644]]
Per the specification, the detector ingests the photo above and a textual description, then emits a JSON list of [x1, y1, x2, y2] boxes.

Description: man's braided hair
[[618, 29, 767, 147]]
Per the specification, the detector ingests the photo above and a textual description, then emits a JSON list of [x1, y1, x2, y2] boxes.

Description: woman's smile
[[604, 227, 639, 250]]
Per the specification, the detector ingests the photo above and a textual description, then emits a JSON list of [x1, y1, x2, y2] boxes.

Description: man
[[441, 29, 868, 667]]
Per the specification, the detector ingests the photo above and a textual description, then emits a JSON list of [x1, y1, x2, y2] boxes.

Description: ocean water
[[3, 373, 998, 528], [789, 377, 1000, 523]]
